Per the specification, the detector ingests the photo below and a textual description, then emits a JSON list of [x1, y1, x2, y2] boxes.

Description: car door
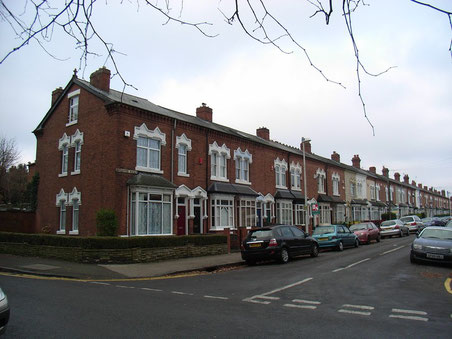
[[342, 226, 355, 246], [290, 226, 311, 254], [280, 226, 297, 255]]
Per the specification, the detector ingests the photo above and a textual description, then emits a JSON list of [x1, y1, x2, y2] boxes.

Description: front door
[[193, 206, 201, 234], [177, 206, 186, 235]]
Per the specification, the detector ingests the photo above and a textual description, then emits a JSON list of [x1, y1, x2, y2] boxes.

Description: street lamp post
[[302, 137, 311, 233]]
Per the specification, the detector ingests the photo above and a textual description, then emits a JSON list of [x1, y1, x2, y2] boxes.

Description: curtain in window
[[72, 200, 79, 231], [149, 201, 162, 234], [137, 137, 148, 167]]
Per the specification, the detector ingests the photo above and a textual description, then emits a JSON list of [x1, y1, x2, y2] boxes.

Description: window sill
[[177, 172, 190, 177], [275, 185, 288, 189], [291, 187, 302, 192], [69, 230, 79, 235], [58, 173, 68, 178], [210, 176, 229, 183], [71, 170, 81, 176], [66, 121, 78, 127], [57, 230, 66, 235], [135, 166, 163, 174], [235, 179, 251, 185]]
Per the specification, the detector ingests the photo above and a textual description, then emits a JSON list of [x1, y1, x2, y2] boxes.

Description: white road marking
[[284, 304, 317, 310], [332, 258, 371, 272], [260, 278, 313, 296], [116, 285, 135, 289], [256, 296, 280, 300], [389, 308, 428, 321], [389, 315, 428, 322], [204, 295, 229, 300], [380, 246, 405, 256], [141, 288, 162, 292], [89, 282, 111, 286], [171, 291, 194, 295], [338, 309, 372, 316], [292, 299, 321, 305], [391, 308, 427, 315], [242, 298, 271, 305], [342, 304, 374, 310]]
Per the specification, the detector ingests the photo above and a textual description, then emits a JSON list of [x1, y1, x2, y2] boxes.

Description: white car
[[400, 215, 424, 233], [380, 219, 410, 238]]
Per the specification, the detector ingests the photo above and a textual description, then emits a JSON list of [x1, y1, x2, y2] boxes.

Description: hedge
[[0, 232, 227, 249]]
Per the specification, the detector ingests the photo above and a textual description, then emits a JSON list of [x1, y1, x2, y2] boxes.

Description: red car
[[349, 222, 381, 244]]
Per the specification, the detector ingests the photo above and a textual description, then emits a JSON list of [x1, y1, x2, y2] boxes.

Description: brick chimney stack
[[403, 174, 409, 184], [351, 154, 361, 168], [302, 140, 312, 154], [394, 172, 401, 181], [331, 151, 340, 162], [256, 127, 270, 140], [196, 103, 213, 122], [382, 167, 389, 177], [90, 67, 111, 92], [52, 87, 63, 105], [369, 166, 376, 174], [418, 183, 422, 188]]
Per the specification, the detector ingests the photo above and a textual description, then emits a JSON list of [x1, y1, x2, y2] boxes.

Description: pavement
[[0, 252, 244, 280]]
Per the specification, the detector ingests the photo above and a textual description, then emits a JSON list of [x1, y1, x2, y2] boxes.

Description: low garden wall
[[0, 232, 228, 264]]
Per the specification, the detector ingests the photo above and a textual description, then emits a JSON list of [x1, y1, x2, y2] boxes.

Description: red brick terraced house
[[32, 68, 451, 237]]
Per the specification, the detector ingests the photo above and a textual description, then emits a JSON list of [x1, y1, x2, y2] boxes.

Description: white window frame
[[68, 188, 81, 235], [274, 158, 288, 189], [334, 205, 346, 223], [332, 173, 340, 196], [319, 203, 331, 225], [290, 162, 302, 191], [70, 129, 84, 175], [58, 133, 71, 177], [376, 185, 381, 201], [276, 199, 293, 224], [210, 194, 234, 230], [56, 189, 68, 234], [234, 148, 252, 185], [130, 188, 173, 236], [238, 198, 256, 228], [67, 89, 80, 126], [176, 133, 192, 177], [134, 124, 166, 174], [294, 204, 306, 226], [209, 142, 230, 182], [315, 168, 326, 194]]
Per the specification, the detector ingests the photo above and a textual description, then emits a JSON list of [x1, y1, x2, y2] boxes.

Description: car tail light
[[331, 236, 337, 239], [268, 238, 278, 247], [394, 225, 400, 229], [412, 222, 417, 225]]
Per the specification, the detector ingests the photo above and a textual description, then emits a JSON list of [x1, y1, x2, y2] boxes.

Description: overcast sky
[[0, 0, 451, 195]]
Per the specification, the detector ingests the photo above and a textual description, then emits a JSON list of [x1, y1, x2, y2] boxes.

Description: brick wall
[[0, 211, 36, 233]]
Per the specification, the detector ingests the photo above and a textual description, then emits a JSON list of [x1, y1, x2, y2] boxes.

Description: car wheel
[[367, 238, 371, 245], [376, 235, 381, 243], [410, 253, 417, 264], [245, 259, 256, 266], [310, 244, 319, 258], [337, 241, 344, 251], [399, 230, 403, 238], [354, 239, 359, 248], [279, 248, 289, 264]]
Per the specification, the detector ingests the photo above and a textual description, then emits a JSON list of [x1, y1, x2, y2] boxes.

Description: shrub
[[96, 209, 118, 236], [381, 212, 397, 221]]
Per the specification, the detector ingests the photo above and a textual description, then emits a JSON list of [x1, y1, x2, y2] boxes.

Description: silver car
[[400, 215, 424, 233], [0, 287, 9, 335], [380, 219, 409, 238]]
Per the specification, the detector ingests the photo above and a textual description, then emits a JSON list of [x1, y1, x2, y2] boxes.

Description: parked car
[[312, 225, 359, 251], [400, 215, 424, 233], [241, 225, 319, 265], [0, 287, 9, 335], [446, 220, 452, 228], [380, 219, 409, 238], [349, 222, 381, 244], [410, 226, 452, 265]]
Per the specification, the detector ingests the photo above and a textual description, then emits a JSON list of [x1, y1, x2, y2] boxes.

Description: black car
[[241, 225, 319, 265], [410, 227, 452, 265]]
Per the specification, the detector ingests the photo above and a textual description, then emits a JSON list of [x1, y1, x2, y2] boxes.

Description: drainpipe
[[171, 119, 177, 183]]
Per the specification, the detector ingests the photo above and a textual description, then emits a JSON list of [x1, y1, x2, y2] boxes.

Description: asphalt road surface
[[1, 235, 451, 338]]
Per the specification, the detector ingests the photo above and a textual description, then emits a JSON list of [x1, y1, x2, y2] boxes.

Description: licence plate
[[426, 253, 444, 259], [249, 243, 261, 248], [318, 237, 328, 241]]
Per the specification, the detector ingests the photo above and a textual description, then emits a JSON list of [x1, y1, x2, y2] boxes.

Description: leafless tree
[[1, 1, 450, 132], [0, 136, 21, 203]]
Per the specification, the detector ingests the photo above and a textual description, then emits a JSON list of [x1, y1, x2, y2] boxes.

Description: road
[[1, 235, 451, 338]]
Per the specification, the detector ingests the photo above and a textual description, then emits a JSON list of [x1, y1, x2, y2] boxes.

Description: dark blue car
[[312, 225, 359, 251]]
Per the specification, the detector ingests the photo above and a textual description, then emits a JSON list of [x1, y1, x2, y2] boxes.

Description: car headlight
[[413, 244, 422, 250], [0, 288, 5, 301]]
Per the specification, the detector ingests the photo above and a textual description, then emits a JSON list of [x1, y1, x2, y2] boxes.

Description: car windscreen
[[313, 226, 335, 235], [381, 221, 396, 226], [350, 224, 367, 231], [248, 230, 273, 240], [420, 228, 452, 240], [400, 217, 413, 223]]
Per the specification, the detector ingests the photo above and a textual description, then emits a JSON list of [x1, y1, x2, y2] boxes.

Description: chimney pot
[[394, 172, 401, 181], [302, 140, 312, 154], [369, 166, 376, 174], [352, 154, 361, 168], [90, 67, 111, 92], [382, 167, 389, 177], [403, 174, 409, 184]]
